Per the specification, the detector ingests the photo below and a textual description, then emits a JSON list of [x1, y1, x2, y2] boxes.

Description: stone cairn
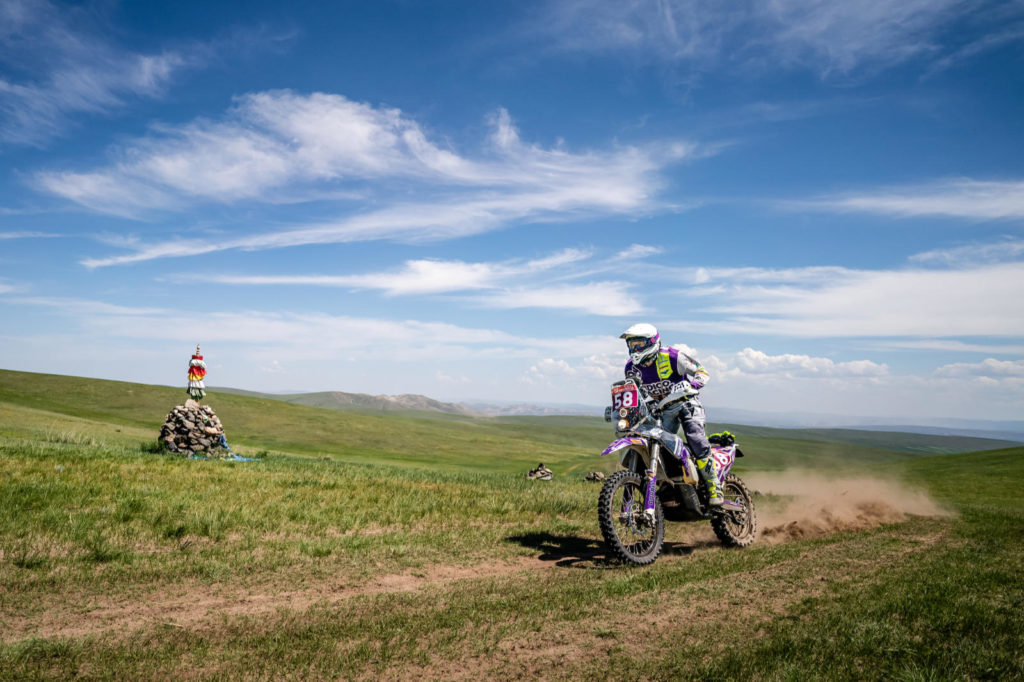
[[159, 345, 229, 457]]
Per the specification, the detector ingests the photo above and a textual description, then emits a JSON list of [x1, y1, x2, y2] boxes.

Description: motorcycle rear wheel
[[598, 470, 665, 566], [710, 473, 757, 547]]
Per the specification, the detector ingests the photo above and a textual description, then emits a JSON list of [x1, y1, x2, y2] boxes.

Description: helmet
[[620, 323, 661, 366]]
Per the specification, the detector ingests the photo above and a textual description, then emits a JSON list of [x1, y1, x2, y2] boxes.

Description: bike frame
[[601, 383, 741, 516]]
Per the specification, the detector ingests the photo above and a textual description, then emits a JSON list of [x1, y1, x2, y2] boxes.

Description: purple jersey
[[625, 347, 693, 399]]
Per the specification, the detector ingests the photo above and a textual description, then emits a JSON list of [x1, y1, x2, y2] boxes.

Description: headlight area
[[616, 418, 629, 431]]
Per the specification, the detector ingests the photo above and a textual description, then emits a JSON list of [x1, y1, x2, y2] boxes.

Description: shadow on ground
[[505, 532, 717, 568]]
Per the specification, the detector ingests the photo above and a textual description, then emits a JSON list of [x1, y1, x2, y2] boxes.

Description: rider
[[620, 323, 722, 506]]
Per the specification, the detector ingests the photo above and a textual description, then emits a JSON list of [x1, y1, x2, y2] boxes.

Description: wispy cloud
[[936, 357, 1024, 379], [523, 0, 1017, 77], [525, 345, 890, 397], [663, 261, 1024, 338], [206, 248, 591, 295], [0, 292, 618, 360], [0, 0, 196, 145], [614, 243, 664, 260], [0, 230, 60, 239], [484, 282, 644, 317], [871, 339, 1024, 354], [790, 179, 1024, 220], [2, 295, 171, 317], [924, 23, 1024, 76], [198, 247, 644, 316], [48, 92, 695, 265], [726, 347, 888, 378], [909, 237, 1024, 266]]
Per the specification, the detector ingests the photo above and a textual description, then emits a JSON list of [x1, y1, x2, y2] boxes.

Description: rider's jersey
[[625, 346, 709, 400]]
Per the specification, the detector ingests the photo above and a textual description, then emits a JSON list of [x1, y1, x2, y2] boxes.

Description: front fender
[[601, 437, 647, 456]]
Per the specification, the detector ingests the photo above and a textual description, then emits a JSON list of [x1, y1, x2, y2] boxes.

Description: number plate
[[611, 384, 639, 410]]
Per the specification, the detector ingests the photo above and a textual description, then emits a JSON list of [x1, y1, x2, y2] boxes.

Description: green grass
[[1, 370, 1022, 680]]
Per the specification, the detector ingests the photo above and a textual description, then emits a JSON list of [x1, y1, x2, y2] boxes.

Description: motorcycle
[[598, 378, 757, 565]]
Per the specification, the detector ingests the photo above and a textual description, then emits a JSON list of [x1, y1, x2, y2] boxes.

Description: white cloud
[[41, 92, 679, 208], [730, 347, 889, 378], [872, 339, 1024, 354], [4, 293, 618, 359], [196, 248, 638, 316], [485, 282, 645, 317], [527, 0, 1010, 77], [260, 360, 285, 374], [0, 230, 59, 239], [936, 358, 1024, 379], [42, 92, 694, 265], [925, 25, 1024, 76], [909, 237, 1024, 266], [614, 243, 664, 260], [686, 265, 854, 286], [5, 289, 1020, 416], [668, 262, 1024, 338], [0, 0, 194, 145], [792, 179, 1024, 221], [525, 353, 623, 386], [436, 370, 470, 384], [205, 248, 591, 296], [5, 295, 170, 317]]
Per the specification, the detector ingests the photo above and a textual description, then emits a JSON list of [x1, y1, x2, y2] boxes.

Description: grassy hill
[[1, 369, 1021, 680], [213, 385, 478, 416]]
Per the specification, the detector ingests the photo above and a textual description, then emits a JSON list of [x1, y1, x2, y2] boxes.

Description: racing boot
[[696, 457, 724, 507]]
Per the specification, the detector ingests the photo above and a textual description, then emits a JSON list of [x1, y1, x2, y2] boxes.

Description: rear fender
[[710, 444, 738, 482]]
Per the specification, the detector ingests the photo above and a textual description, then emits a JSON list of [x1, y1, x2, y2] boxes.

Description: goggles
[[626, 337, 654, 352]]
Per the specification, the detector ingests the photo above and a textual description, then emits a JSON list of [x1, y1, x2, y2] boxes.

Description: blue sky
[[1, 0, 1023, 420]]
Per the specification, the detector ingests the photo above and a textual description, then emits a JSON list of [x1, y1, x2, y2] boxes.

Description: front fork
[[643, 442, 660, 521]]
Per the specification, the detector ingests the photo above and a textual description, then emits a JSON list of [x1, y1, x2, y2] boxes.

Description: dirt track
[[2, 470, 953, 675], [3, 521, 947, 646]]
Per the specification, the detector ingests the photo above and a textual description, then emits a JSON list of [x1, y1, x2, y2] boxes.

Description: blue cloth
[[186, 433, 256, 461]]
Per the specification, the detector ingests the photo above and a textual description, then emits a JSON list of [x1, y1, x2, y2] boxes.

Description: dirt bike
[[598, 378, 757, 565]]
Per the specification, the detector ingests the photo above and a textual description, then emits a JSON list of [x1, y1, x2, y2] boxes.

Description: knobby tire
[[598, 469, 665, 566], [710, 473, 757, 548]]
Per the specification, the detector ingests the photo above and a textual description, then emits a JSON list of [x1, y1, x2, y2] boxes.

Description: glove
[[689, 377, 704, 390]]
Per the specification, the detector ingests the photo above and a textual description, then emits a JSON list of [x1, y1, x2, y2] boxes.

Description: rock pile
[[159, 399, 228, 457]]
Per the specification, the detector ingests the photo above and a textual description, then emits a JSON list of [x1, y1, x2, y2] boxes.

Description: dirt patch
[[380, 525, 950, 681], [746, 471, 951, 543], [0, 555, 549, 642], [2, 476, 949, 645]]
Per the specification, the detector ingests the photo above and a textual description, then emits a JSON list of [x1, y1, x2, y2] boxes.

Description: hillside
[[0, 370, 1013, 469], [213, 386, 479, 417], [1, 369, 1021, 680]]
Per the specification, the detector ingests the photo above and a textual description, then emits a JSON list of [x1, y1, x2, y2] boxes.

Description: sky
[[1, 0, 1023, 421]]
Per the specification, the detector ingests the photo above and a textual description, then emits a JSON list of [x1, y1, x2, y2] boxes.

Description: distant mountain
[[463, 401, 603, 417], [212, 387, 478, 416], [707, 407, 1024, 443], [212, 386, 1024, 443], [213, 387, 606, 419]]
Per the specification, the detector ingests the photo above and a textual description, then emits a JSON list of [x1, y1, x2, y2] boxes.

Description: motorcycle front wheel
[[598, 470, 665, 566]]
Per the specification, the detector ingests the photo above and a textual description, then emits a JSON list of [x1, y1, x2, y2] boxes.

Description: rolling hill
[[0, 367, 1021, 680]]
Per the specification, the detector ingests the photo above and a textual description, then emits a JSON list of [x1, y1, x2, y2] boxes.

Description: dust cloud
[[745, 471, 952, 544]]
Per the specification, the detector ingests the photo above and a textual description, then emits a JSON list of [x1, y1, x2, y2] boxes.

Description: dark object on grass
[[584, 471, 606, 482], [527, 463, 553, 481]]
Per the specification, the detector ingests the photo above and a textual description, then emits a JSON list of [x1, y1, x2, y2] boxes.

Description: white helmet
[[620, 323, 661, 366]]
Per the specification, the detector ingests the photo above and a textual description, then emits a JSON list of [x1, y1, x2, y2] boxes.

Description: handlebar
[[655, 386, 697, 411]]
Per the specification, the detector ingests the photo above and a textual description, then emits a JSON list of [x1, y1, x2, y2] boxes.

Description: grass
[[0, 370, 1022, 680]]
